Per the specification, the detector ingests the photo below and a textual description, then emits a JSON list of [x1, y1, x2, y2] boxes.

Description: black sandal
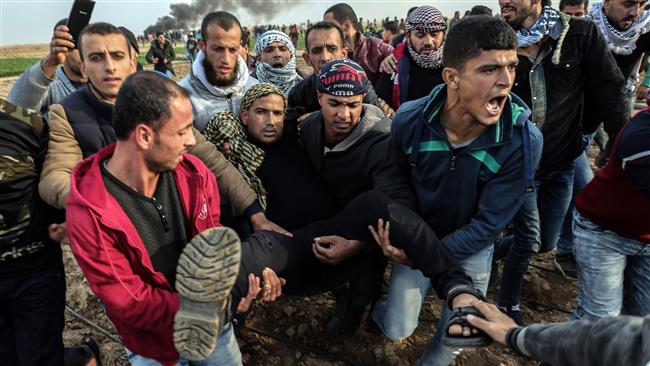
[[442, 306, 493, 347]]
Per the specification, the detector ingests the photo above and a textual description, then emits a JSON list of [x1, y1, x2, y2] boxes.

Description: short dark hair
[[324, 3, 359, 31], [443, 16, 517, 70], [304, 21, 345, 51], [200, 11, 242, 42], [156, 31, 164, 37], [559, 0, 588, 10], [78, 22, 130, 60], [113, 72, 190, 140], [542, 0, 553, 7], [469, 5, 493, 16], [382, 21, 399, 35]]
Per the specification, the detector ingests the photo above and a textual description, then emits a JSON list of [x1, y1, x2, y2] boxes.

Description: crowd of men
[[1, 1, 649, 366]]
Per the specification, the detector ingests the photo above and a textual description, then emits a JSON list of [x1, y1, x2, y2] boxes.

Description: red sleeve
[[66, 205, 180, 332]]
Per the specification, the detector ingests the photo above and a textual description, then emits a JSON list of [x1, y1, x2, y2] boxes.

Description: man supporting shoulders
[[38, 21, 282, 234], [299, 58, 416, 209], [375, 16, 543, 366]]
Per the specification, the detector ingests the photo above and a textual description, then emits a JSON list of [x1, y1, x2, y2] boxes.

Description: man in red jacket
[[66, 71, 245, 365], [573, 108, 650, 321]]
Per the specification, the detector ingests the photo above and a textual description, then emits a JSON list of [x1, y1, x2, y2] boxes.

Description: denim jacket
[[391, 85, 543, 260]]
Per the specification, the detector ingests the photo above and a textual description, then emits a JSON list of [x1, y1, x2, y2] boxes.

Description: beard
[[505, 15, 526, 30], [504, 6, 536, 30], [607, 13, 635, 31], [202, 56, 239, 87]]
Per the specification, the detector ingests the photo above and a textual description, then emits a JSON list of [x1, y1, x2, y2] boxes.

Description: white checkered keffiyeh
[[404, 6, 447, 69], [588, 2, 650, 55], [254, 30, 302, 95], [516, 6, 561, 48]]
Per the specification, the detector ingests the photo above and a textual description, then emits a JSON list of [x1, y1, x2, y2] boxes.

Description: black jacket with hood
[[299, 104, 416, 210]]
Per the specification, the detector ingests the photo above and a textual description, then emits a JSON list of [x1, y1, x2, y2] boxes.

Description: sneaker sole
[[173, 227, 241, 361]]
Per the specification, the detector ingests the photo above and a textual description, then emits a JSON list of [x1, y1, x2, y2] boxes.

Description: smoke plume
[[144, 0, 301, 34]]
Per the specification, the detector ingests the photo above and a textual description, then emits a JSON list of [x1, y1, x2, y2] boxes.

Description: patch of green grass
[[0, 57, 42, 78]]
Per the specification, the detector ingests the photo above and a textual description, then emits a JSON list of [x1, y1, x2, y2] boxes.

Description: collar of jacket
[[81, 84, 114, 120], [354, 31, 366, 55], [68, 143, 204, 228], [420, 84, 531, 149], [300, 103, 388, 154]]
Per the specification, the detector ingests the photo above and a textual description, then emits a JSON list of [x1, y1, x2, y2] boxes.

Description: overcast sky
[[0, 0, 501, 46]]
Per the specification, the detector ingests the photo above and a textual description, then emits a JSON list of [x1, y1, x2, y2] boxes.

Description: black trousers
[[0, 266, 65, 366], [232, 190, 472, 308]]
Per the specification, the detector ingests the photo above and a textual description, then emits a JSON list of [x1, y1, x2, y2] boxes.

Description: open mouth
[[501, 7, 515, 17], [486, 95, 507, 115], [272, 61, 284, 68]]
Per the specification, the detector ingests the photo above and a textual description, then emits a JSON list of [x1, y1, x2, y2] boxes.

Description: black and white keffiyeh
[[404, 5, 447, 69], [516, 6, 561, 48], [588, 2, 650, 55], [254, 30, 302, 96]]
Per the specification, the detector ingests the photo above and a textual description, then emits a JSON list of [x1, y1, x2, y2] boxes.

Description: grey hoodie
[[8, 63, 80, 115], [178, 51, 258, 132]]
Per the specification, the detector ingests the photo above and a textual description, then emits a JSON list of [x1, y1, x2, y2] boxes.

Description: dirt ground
[[1, 46, 596, 366], [60, 243, 578, 366]]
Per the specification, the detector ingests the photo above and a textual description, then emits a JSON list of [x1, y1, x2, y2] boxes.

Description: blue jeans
[[127, 323, 242, 366], [497, 164, 574, 308], [373, 245, 493, 366], [573, 213, 650, 321], [557, 150, 594, 255]]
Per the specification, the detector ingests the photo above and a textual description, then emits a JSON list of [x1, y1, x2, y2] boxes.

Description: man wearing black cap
[[375, 5, 447, 110], [205, 81, 485, 340], [297, 59, 417, 333], [8, 19, 87, 115], [301, 58, 415, 209]]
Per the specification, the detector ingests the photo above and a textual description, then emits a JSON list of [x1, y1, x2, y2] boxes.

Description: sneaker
[[554, 252, 577, 278], [174, 227, 241, 361]]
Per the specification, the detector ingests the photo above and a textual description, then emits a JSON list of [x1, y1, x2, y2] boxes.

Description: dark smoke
[[144, 0, 300, 34]]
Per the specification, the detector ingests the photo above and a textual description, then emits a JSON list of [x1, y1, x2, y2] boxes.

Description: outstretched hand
[[465, 299, 519, 345], [368, 219, 412, 267]]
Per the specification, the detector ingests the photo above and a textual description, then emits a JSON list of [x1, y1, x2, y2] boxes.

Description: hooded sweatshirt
[[179, 51, 259, 131], [299, 104, 416, 209]]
